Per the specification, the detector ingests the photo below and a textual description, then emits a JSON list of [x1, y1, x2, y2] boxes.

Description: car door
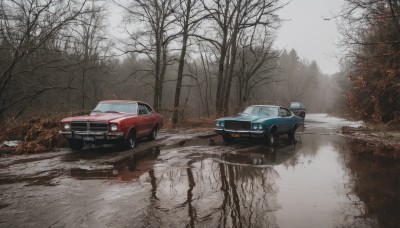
[[275, 108, 287, 134], [137, 103, 151, 137], [136, 103, 149, 137], [279, 108, 292, 133], [284, 108, 296, 131], [144, 104, 157, 130]]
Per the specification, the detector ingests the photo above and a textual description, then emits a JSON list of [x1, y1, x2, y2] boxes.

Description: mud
[[0, 115, 399, 227]]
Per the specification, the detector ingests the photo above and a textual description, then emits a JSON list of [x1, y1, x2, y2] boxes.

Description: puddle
[[70, 148, 161, 181], [0, 169, 64, 186], [214, 139, 300, 167], [0, 120, 400, 227]]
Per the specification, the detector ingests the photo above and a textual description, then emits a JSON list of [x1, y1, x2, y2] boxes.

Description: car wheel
[[266, 131, 276, 146], [288, 126, 296, 139], [222, 136, 234, 143], [69, 140, 83, 151], [125, 131, 136, 149], [148, 126, 158, 140]]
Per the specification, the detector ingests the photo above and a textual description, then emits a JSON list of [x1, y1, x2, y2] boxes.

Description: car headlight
[[110, 123, 118, 131], [215, 121, 224, 128], [64, 123, 71, 131], [253, 123, 262, 130]]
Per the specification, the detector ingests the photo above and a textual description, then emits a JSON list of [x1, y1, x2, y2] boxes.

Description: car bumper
[[215, 128, 265, 139], [59, 131, 125, 142]]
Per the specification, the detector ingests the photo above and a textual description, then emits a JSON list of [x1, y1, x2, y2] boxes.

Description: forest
[[0, 0, 396, 126], [339, 0, 400, 123]]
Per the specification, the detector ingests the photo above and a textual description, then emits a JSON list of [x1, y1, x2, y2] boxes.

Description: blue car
[[214, 105, 303, 145]]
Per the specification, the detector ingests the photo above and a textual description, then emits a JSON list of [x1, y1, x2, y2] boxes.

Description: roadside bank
[[341, 125, 400, 160]]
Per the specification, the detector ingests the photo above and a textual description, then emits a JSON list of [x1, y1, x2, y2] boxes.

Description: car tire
[[69, 140, 83, 151], [124, 131, 136, 149], [288, 126, 296, 139], [222, 136, 234, 143], [266, 131, 276, 146], [148, 126, 158, 140]]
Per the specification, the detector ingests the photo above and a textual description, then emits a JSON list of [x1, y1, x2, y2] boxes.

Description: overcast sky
[[109, 0, 345, 75], [275, 0, 344, 75]]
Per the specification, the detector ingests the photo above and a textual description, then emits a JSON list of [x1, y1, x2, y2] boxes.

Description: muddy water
[[0, 115, 399, 227]]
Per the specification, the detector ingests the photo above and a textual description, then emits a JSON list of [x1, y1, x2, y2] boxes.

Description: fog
[[0, 0, 351, 122]]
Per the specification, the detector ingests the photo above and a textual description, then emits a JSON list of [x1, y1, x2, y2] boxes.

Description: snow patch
[[1, 140, 20, 147], [306, 114, 364, 128]]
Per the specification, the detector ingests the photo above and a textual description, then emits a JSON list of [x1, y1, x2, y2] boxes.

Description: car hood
[[62, 113, 136, 123], [216, 114, 274, 123]]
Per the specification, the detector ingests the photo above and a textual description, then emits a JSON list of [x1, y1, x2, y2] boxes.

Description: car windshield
[[242, 106, 279, 117], [290, 102, 302, 108], [92, 102, 137, 114]]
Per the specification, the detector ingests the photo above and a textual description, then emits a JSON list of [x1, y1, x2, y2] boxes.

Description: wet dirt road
[[1, 114, 399, 228]]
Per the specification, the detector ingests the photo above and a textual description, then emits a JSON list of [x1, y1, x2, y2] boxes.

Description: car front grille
[[224, 121, 251, 131], [70, 121, 108, 132]]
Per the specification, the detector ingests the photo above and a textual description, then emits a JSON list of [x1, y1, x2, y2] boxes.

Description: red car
[[59, 100, 163, 150]]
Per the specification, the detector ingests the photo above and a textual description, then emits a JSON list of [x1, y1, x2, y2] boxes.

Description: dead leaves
[[0, 116, 67, 154]]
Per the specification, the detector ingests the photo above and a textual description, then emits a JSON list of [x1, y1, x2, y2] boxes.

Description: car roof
[[290, 102, 305, 107], [250, 105, 282, 108], [98, 100, 155, 109], [100, 100, 138, 103]]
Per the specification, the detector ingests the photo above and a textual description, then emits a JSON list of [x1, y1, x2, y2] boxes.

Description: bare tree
[[236, 26, 279, 109], [200, 0, 283, 116], [171, 0, 204, 126], [72, 0, 112, 111], [0, 0, 89, 118], [199, 0, 232, 117], [116, 0, 178, 111]]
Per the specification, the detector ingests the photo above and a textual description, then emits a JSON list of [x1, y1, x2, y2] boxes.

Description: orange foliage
[[347, 12, 400, 124]]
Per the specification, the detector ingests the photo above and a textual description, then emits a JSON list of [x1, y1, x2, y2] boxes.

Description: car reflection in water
[[69, 147, 161, 181], [207, 138, 301, 227], [216, 138, 301, 167], [156, 138, 302, 228], [70, 138, 302, 227]]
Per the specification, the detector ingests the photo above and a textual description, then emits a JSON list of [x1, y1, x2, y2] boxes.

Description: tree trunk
[[215, 41, 228, 117], [172, 0, 192, 127], [222, 1, 241, 116], [215, 2, 230, 117], [153, 30, 162, 111], [159, 43, 168, 110]]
